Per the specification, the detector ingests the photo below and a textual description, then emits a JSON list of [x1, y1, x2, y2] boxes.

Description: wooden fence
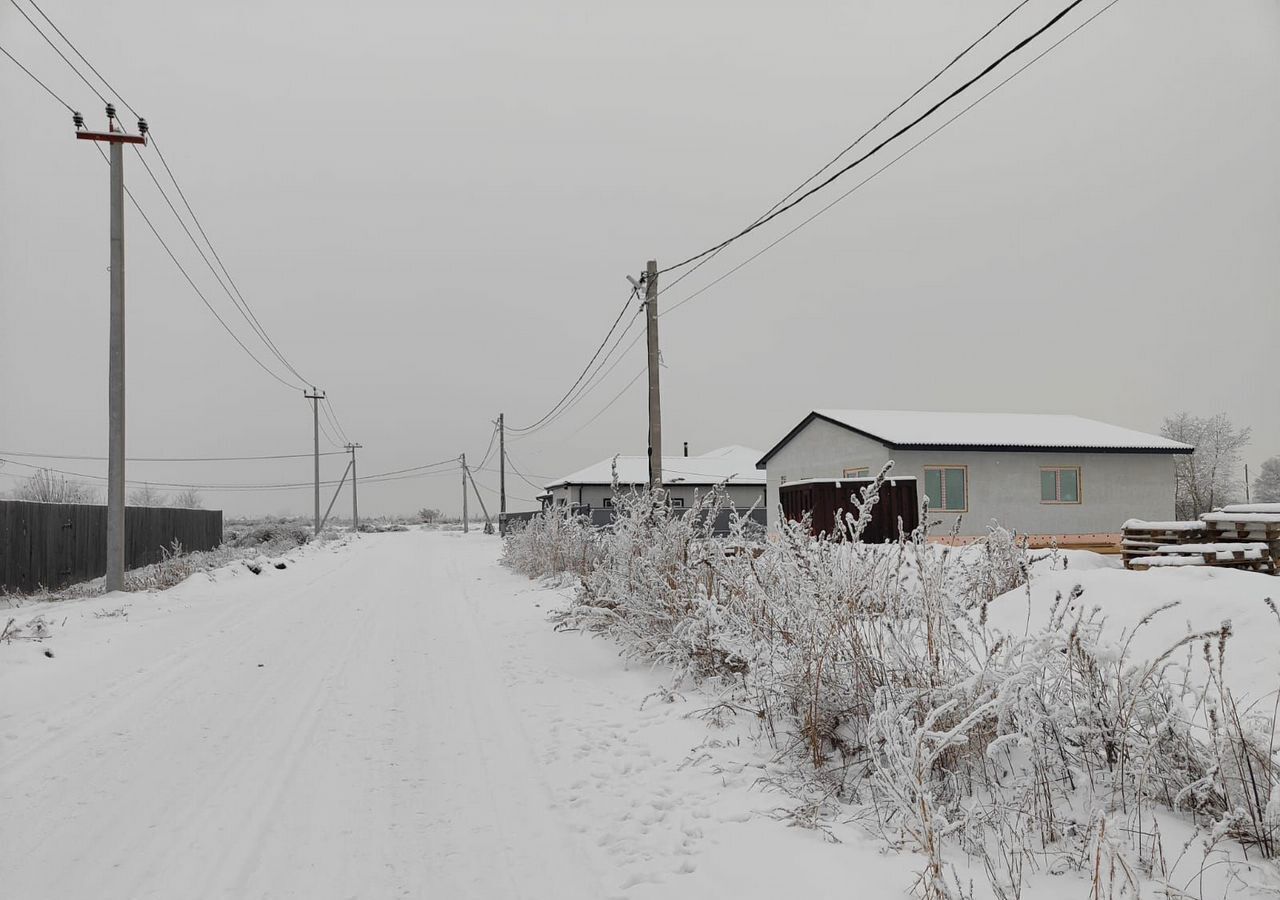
[[0, 500, 223, 593]]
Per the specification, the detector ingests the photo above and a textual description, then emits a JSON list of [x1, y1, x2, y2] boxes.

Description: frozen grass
[[504, 467, 1280, 897]]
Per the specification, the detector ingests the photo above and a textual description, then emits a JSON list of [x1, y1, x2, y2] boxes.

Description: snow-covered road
[[1, 530, 880, 899]]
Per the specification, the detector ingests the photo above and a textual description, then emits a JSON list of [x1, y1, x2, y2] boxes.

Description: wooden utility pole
[[346, 443, 362, 532], [461, 453, 469, 533], [498, 413, 506, 517], [305, 388, 325, 535], [76, 105, 146, 592], [644, 259, 663, 490]]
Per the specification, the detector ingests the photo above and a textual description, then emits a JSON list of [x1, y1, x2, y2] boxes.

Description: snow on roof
[[545, 446, 767, 489], [757, 410, 1192, 467]]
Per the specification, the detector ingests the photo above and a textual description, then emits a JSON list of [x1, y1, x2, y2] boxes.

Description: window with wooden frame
[[842, 467, 870, 478], [1040, 466, 1081, 504], [669, 497, 685, 508], [603, 497, 614, 508], [923, 465, 967, 512]]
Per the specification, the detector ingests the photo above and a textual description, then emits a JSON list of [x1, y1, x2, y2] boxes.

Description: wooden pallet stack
[[1123, 505, 1280, 574], [1121, 520, 1205, 569]]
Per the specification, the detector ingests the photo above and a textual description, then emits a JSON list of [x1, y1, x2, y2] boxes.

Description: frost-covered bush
[[503, 470, 1280, 895], [501, 505, 598, 581], [230, 522, 311, 549]]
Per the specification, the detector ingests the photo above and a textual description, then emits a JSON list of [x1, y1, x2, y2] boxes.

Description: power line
[[21, 0, 138, 116], [0, 40, 74, 111], [7, 0, 107, 106], [127, 145, 307, 390], [21, 0, 321, 393], [656, 0, 1034, 300], [565, 365, 646, 439], [506, 287, 639, 433], [0, 455, 461, 492], [0, 449, 344, 462], [89, 144, 308, 391], [502, 449, 549, 493], [507, 309, 645, 442], [147, 132, 314, 387], [663, 0, 1123, 319], [659, 0, 1093, 276], [322, 398, 352, 445]]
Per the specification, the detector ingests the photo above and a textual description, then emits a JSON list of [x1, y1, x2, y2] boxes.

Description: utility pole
[[461, 453, 469, 534], [643, 259, 663, 490], [305, 388, 325, 535], [346, 443, 362, 532], [498, 413, 506, 517], [76, 105, 147, 592]]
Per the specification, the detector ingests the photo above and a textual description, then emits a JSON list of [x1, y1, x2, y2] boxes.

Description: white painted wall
[[763, 417, 1178, 536]]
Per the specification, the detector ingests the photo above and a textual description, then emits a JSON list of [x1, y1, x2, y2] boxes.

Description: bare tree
[[1254, 456, 1280, 503], [1161, 412, 1252, 518], [170, 487, 204, 509], [128, 483, 167, 507], [13, 468, 98, 503]]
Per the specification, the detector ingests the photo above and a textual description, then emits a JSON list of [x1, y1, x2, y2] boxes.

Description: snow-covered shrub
[[500, 505, 598, 581], [230, 522, 311, 549], [504, 470, 1280, 894]]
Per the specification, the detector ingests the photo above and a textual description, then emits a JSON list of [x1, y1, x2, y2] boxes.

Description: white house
[[757, 410, 1193, 538], [543, 445, 766, 511]]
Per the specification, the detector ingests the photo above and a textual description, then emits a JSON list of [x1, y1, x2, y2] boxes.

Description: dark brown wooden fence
[[0, 500, 223, 593], [780, 477, 919, 542]]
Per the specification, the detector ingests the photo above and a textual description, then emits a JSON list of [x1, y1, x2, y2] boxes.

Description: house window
[[923, 466, 967, 512], [1041, 467, 1081, 504], [843, 467, 869, 478], [670, 497, 685, 508], [603, 498, 614, 508]]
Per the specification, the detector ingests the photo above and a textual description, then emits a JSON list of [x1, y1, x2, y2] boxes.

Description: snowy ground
[[1, 530, 899, 898], [4, 530, 1279, 898]]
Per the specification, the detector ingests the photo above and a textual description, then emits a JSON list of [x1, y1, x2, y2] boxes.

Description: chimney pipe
[[683, 441, 688, 457]]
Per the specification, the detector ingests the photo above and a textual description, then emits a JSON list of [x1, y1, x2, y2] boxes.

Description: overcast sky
[[2, 0, 1277, 518]]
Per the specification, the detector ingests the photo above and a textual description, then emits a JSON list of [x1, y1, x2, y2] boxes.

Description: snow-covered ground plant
[[500, 504, 598, 581], [502, 474, 1280, 896]]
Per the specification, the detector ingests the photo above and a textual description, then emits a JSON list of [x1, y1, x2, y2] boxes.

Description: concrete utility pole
[[346, 443, 362, 532], [461, 453, 469, 534], [643, 259, 663, 490], [76, 105, 147, 592], [305, 388, 325, 535], [498, 413, 506, 517]]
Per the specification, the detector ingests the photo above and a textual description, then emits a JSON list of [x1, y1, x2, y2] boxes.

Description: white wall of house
[[547, 482, 765, 511], [763, 417, 1177, 536]]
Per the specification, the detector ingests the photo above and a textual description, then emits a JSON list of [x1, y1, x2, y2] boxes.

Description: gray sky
[[2, 0, 1277, 518]]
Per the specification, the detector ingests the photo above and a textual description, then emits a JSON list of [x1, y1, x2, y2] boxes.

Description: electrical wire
[[0, 455, 461, 492], [0, 449, 343, 462], [659, 0, 1093, 276], [17, 0, 317, 390], [506, 287, 639, 433], [506, 309, 645, 442], [7, 0, 107, 105], [89, 145, 308, 390], [21, 0, 138, 116], [655, 0, 1034, 301], [663, 0, 1124, 318], [474, 422, 499, 471], [502, 449, 549, 493], [0, 40, 74, 111], [322, 398, 353, 446], [564, 365, 647, 439]]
